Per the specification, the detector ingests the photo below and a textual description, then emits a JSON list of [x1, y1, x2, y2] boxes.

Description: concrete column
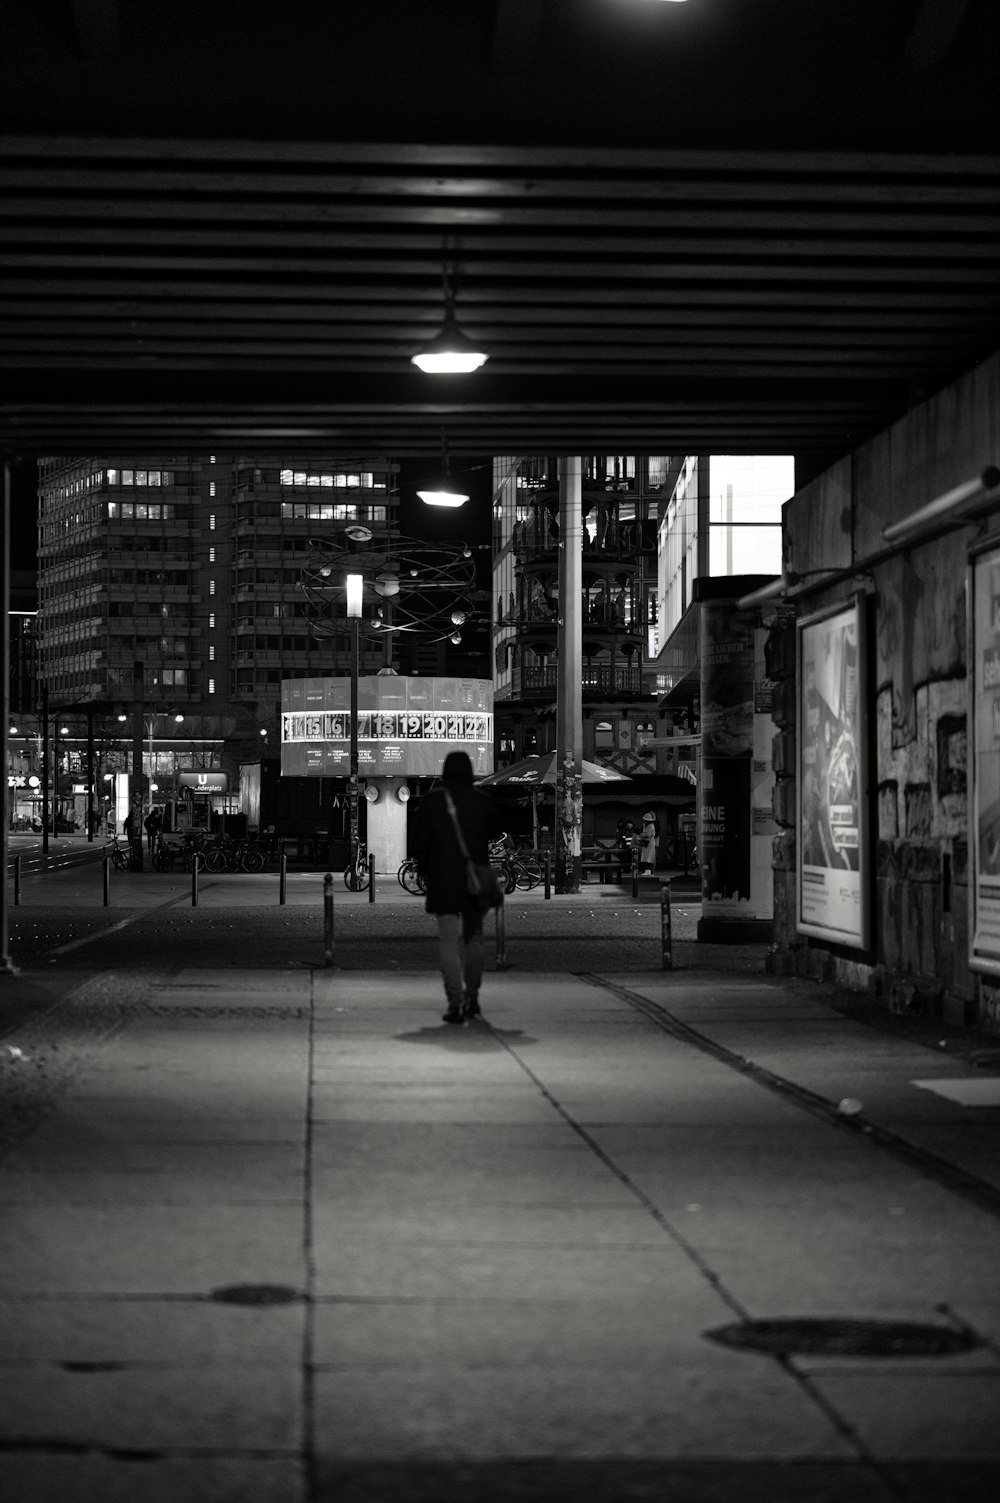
[[696, 577, 776, 943], [556, 456, 583, 893], [365, 781, 408, 875]]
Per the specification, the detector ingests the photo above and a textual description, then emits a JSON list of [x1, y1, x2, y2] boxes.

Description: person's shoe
[[463, 994, 481, 1020], [442, 1006, 464, 1025]]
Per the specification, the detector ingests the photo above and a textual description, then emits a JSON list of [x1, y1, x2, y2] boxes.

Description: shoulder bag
[[442, 790, 504, 911]]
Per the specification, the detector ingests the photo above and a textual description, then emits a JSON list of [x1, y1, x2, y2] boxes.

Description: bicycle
[[488, 836, 517, 895], [343, 840, 370, 891], [180, 830, 209, 872], [397, 856, 426, 895], [105, 834, 130, 872], [152, 834, 177, 872]]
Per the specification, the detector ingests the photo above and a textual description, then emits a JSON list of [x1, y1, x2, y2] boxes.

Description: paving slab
[[0, 1458, 306, 1503], [0, 1295, 305, 1366], [310, 1359, 852, 1462], [0, 1363, 301, 1452], [0, 1203, 306, 1294]]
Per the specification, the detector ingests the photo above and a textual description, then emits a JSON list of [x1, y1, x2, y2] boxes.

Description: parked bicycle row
[[104, 831, 555, 890], [105, 831, 268, 874]]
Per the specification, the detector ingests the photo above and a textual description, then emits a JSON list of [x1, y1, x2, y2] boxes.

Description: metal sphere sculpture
[[298, 531, 477, 646]]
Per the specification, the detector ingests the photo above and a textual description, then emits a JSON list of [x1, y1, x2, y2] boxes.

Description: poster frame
[[795, 593, 870, 949], [967, 539, 1000, 976]]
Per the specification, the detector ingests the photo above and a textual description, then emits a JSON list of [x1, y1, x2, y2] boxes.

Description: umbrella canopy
[[480, 754, 631, 787], [480, 754, 631, 847]]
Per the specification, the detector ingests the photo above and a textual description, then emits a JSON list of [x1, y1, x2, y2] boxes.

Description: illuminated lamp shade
[[364, 784, 379, 803], [450, 610, 467, 626], [346, 573, 364, 618], [418, 456, 469, 508], [374, 572, 400, 597], [411, 312, 488, 374]]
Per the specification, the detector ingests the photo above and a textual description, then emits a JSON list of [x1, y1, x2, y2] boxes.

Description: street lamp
[[346, 572, 363, 869], [147, 712, 184, 802]]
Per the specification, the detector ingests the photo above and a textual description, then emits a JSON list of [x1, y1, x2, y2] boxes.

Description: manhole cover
[[705, 1318, 978, 1357], [209, 1284, 304, 1306]]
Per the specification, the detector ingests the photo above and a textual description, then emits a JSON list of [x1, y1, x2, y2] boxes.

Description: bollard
[[495, 897, 507, 970], [631, 847, 639, 901], [14, 854, 21, 907], [660, 879, 673, 970], [544, 851, 552, 900], [323, 872, 334, 967], [191, 859, 199, 907], [102, 854, 110, 907], [279, 851, 287, 906], [368, 852, 375, 903]]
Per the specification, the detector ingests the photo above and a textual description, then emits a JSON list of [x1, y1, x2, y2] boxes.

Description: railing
[[517, 664, 642, 695]]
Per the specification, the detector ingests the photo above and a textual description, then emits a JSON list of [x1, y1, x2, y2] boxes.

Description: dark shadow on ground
[[395, 1026, 538, 1049]]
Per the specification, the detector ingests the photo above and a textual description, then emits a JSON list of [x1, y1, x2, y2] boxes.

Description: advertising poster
[[970, 545, 1000, 973], [796, 596, 868, 947]]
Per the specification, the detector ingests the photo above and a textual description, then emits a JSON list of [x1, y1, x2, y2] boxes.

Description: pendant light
[[411, 251, 488, 374]]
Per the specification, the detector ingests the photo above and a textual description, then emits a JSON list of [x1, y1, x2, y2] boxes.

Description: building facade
[[35, 455, 401, 827]]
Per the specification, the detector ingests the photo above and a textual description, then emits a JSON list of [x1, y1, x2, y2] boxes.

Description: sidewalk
[[1, 912, 999, 1501]]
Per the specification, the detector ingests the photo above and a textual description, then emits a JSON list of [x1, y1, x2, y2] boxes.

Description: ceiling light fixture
[[411, 247, 488, 374], [417, 441, 470, 507]]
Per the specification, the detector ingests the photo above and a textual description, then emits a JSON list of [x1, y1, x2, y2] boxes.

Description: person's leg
[[436, 913, 465, 1020], [461, 909, 485, 1015]]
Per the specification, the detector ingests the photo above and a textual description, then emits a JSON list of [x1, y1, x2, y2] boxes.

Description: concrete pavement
[[1, 864, 999, 1500]]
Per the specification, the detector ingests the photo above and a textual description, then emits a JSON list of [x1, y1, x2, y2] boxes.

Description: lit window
[[122, 470, 134, 486], [108, 502, 118, 518], [148, 470, 161, 486], [209, 612, 216, 628], [107, 469, 118, 485], [308, 473, 320, 487], [280, 469, 293, 486], [136, 470, 147, 486], [209, 645, 215, 661], [209, 513, 216, 530], [294, 471, 307, 487], [208, 678, 216, 694], [136, 504, 148, 520], [122, 503, 133, 519], [209, 579, 216, 595], [209, 547, 216, 563]]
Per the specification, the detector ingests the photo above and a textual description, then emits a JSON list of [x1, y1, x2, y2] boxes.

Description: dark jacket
[[411, 781, 505, 915]]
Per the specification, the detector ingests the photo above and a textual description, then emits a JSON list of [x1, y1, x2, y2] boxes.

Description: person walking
[[640, 809, 659, 877], [411, 750, 506, 1024], [143, 804, 162, 855]]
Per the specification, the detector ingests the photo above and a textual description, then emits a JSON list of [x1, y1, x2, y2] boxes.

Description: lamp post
[[346, 572, 363, 869], [119, 691, 184, 868]]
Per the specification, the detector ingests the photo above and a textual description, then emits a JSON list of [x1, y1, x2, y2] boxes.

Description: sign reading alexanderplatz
[[280, 677, 494, 779]]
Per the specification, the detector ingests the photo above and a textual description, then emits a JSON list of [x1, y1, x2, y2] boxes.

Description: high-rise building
[[36, 454, 400, 821]]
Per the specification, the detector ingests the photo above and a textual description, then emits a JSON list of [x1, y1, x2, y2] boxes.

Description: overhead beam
[[896, 0, 974, 82], [70, 0, 124, 65]]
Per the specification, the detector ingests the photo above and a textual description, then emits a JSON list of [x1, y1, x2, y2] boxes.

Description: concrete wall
[[770, 349, 1000, 1029]]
